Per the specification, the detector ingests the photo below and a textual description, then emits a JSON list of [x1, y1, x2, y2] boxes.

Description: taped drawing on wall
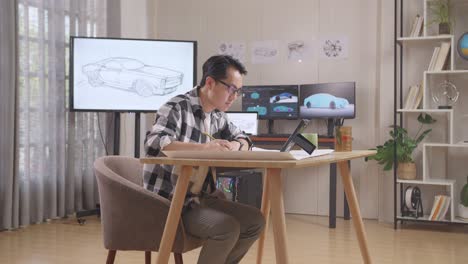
[[320, 36, 349, 59], [218, 42, 246, 63], [251, 40, 279, 64]]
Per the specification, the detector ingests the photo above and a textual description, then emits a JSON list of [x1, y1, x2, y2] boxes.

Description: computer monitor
[[241, 85, 299, 120], [226, 112, 258, 135], [299, 82, 356, 119]]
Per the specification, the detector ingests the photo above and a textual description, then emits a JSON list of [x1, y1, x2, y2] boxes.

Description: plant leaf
[[417, 113, 437, 124], [415, 129, 432, 144]]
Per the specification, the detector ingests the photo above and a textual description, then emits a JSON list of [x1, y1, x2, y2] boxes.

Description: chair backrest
[[94, 155, 203, 253], [101, 155, 143, 186]]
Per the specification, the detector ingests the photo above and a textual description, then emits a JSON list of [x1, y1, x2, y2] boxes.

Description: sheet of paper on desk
[[163, 148, 333, 160], [163, 148, 334, 161], [252, 147, 334, 160]]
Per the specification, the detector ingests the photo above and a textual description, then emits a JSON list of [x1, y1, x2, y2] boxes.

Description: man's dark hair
[[199, 55, 247, 87]]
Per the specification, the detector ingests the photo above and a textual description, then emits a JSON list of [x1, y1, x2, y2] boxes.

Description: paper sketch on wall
[[251, 40, 279, 64], [218, 42, 246, 63], [287, 40, 313, 62], [82, 57, 183, 97], [320, 36, 349, 59]]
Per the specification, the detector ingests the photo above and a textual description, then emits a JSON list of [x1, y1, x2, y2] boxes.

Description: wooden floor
[[1, 214, 468, 264]]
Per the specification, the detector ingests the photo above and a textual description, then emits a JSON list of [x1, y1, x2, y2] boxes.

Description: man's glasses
[[215, 79, 242, 96]]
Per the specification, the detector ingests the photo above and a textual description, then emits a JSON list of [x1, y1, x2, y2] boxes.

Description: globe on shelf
[[457, 32, 468, 60], [431, 80, 459, 109]]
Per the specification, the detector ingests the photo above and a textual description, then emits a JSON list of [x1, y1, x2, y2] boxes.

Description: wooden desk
[[141, 150, 376, 264], [251, 135, 350, 228]]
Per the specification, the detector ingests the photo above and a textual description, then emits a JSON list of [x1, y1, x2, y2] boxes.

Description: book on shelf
[[429, 195, 441, 220], [403, 84, 423, 109], [413, 16, 423, 37], [409, 15, 420, 37], [439, 196, 451, 220], [428, 47, 440, 71], [403, 85, 416, 109], [432, 42, 451, 71], [413, 85, 423, 109], [429, 195, 451, 221]]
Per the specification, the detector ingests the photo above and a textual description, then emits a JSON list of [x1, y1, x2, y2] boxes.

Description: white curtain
[[13, 0, 107, 228], [0, 0, 18, 230]]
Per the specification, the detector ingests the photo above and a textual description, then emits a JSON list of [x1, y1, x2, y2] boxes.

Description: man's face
[[208, 67, 243, 112]]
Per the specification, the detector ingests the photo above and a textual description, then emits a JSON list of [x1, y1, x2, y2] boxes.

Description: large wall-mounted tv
[[241, 85, 299, 120], [299, 82, 356, 119], [70, 37, 197, 112]]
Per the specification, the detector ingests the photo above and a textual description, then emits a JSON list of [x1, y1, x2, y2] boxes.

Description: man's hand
[[203, 139, 231, 151], [226, 141, 242, 151]]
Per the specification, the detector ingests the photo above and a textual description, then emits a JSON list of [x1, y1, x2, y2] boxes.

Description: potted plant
[[459, 176, 468, 219], [427, 0, 452, 35], [366, 114, 436, 180]]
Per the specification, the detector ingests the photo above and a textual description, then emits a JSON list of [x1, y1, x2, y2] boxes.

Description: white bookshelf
[[424, 143, 468, 148], [397, 215, 453, 222], [397, 179, 455, 185], [421, 144, 468, 222], [453, 217, 468, 224], [397, 109, 454, 144], [426, 70, 468, 75], [397, 35, 453, 43], [397, 109, 453, 113], [395, 0, 468, 226]]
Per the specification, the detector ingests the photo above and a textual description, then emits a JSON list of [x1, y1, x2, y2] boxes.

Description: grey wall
[[154, 0, 385, 219]]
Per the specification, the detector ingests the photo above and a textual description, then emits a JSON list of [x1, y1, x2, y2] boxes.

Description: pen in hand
[[202, 132, 216, 141]]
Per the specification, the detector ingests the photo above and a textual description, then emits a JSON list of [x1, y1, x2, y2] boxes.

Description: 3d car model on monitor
[[82, 57, 184, 97], [246, 106, 267, 116], [270, 92, 297, 103], [273, 105, 294, 112], [304, 93, 349, 109]]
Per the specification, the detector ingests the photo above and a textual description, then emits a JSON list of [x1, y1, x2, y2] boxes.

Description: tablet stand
[[281, 119, 316, 154]]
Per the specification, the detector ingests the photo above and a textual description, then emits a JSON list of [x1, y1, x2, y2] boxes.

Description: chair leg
[[145, 251, 151, 264], [173, 252, 183, 264], [106, 250, 116, 264]]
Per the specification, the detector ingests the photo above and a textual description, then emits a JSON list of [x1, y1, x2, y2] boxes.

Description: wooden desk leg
[[267, 168, 289, 264], [156, 165, 192, 264], [256, 169, 271, 264], [338, 161, 372, 264]]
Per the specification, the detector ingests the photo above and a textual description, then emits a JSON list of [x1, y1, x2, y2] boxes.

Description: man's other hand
[[204, 139, 231, 151]]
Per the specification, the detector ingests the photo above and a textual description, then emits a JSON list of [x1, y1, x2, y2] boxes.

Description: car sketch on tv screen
[[83, 57, 184, 97], [71, 37, 196, 112]]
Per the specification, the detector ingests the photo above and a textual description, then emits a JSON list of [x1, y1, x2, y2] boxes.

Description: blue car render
[[250, 92, 260, 99], [303, 93, 349, 109], [273, 105, 294, 112], [247, 106, 267, 116], [271, 92, 293, 103]]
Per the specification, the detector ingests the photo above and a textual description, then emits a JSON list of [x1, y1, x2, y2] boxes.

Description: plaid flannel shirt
[[143, 86, 252, 206]]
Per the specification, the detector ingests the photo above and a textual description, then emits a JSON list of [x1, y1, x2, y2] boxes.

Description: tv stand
[[322, 118, 344, 138], [267, 119, 275, 134], [326, 118, 335, 138]]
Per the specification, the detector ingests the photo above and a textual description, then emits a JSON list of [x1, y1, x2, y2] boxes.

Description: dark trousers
[[182, 195, 265, 264]]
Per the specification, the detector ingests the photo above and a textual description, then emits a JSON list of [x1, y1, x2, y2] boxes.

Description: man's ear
[[205, 76, 216, 90]]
